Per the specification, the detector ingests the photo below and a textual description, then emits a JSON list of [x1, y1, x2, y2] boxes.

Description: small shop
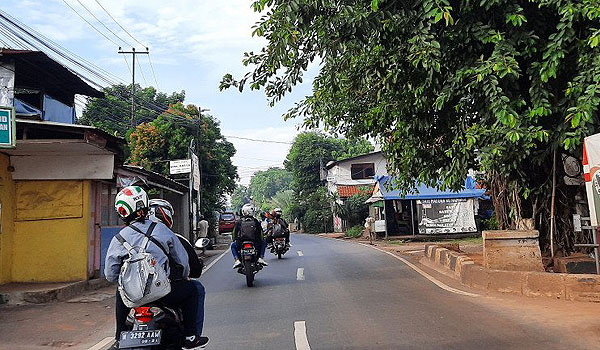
[[367, 176, 487, 237]]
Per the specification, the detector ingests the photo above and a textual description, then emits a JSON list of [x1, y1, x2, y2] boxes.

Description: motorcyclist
[[148, 199, 209, 347], [231, 204, 268, 269], [104, 186, 206, 350], [266, 207, 291, 248]]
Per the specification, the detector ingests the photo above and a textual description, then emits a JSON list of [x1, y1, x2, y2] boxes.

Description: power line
[[73, 0, 133, 47], [147, 54, 159, 89], [60, 0, 120, 47], [136, 55, 148, 86], [223, 135, 293, 145], [92, 0, 147, 47]]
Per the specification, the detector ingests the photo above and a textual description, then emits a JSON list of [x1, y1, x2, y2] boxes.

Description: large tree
[[248, 167, 293, 209], [79, 84, 185, 136], [128, 102, 238, 222], [285, 131, 373, 194], [222, 0, 600, 254]]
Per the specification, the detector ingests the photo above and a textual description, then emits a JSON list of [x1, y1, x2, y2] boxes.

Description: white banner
[[169, 159, 191, 174], [417, 198, 477, 234], [583, 133, 600, 226], [192, 153, 200, 192]]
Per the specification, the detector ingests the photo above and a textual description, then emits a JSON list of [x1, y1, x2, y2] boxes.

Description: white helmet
[[241, 203, 255, 217], [274, 207, 283, 217], [115, 186, 149, 223], [149, 199, 174, 228]]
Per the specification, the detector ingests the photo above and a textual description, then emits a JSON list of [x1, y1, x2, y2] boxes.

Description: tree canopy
[[248, 167, 293, 209], [79, 84, 185, 136], [128, 102, 238, 219], [285, 131, 373, 194], [222, 0, 600, 253]]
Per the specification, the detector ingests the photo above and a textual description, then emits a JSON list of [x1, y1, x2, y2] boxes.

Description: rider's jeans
[[190, 279, 205, 336], [231, 240, 266, 259]]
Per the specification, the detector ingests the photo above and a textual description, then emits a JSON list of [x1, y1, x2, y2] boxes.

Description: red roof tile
[[337, 185, 372, 198]]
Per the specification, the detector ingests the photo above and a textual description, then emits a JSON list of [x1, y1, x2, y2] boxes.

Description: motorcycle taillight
[[134, 307, 154, 323], [243, 243, 253, 249]]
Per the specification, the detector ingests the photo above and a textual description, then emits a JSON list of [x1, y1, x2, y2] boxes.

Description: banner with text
[[417, 198, 477, 235]]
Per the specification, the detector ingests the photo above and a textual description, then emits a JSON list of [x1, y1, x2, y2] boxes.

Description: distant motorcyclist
[[266, 207, 291, 248], [148, 199, 208, 346], [105, 187, 207, 350], [231, 204, 268, 269]]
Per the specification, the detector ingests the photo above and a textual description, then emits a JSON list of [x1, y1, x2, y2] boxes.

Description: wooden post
[[550, 149, 557, 258]]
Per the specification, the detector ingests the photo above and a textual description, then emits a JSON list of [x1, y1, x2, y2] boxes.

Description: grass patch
[[386, 240, 405, 246], [345, 225, 364, 238]]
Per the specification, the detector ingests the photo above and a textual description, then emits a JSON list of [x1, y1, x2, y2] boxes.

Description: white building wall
[[326, 152, 388, 195]]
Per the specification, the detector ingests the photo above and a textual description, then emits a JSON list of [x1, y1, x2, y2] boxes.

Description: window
[[351, 163, 375, 180]]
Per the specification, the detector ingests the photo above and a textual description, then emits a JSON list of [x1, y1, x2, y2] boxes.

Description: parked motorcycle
[[118, 238, 209, 350], [236, 240, 263, 287]]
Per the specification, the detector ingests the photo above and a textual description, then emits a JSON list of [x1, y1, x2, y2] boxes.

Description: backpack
[[239, 217, 258, 241], [115, 222, 171, 308]]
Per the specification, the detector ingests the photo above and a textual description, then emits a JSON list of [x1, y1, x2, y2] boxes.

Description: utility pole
[[118, 47, 149, 127]]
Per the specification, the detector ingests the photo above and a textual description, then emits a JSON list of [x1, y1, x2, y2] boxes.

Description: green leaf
[[371, 0, 379, 11]]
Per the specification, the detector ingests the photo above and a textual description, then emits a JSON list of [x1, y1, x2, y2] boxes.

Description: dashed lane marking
[[297, 250, 304, 256], [360, 243, 479, 298], [294, 321, 311, 350], [87, 337, 114, 350], [297, 267, 305, 281]]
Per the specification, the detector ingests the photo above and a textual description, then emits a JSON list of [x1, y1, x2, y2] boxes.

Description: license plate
[[119, 329, 162, 348], [242, 248, 255, 255]]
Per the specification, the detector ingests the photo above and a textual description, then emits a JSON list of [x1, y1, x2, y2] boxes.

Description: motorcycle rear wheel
[[244, 261, 254, 287]]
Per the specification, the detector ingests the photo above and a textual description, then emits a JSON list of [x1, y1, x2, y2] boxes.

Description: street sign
[[169, 159, 191, 174], [0, 106, 16, 149], [192, 153, 200, 191]]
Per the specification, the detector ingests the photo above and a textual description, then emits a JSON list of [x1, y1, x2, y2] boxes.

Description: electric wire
[[137, 56, 148, 86], [60, 0, 120, 47], [147, 54, 159, 89], [73, 0, 133, 47], [92, 0, 147, 47]]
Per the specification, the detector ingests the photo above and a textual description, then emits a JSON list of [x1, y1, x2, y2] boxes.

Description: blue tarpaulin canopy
[[373, 176, 487, 201]]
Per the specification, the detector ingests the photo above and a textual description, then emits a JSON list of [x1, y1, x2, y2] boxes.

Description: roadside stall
[[367, 176, 487, 236]]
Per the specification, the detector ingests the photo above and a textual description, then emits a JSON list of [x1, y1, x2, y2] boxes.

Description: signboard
[[0, 107, 16, 149], [169, 159, 191, 175], [583, 134, 600, 226], [192, 153, 200, 192], [417, 198, 477, 234]]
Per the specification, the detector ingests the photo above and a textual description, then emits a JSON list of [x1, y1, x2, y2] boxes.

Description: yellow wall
[[0, 153, 16, 284], [11, 180, 90, 282]]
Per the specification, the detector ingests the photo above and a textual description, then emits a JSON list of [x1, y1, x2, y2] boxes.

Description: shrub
[[346, 225, 364, 238]]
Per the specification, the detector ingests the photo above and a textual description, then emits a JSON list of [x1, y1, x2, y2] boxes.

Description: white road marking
[[297, 250, 304, 256], [87, 337, 114, 350], [294, 321, 311, 350], [201, 249, 229, 274], [359, 243, 479, 297], [297, 267, 305, 281]]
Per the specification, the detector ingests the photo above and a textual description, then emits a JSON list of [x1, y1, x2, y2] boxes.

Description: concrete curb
[[423, 244, 600, 302], [0, 278, 113, 305]]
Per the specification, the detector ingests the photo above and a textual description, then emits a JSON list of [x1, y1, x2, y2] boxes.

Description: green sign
[[0, 107, 15, 148]]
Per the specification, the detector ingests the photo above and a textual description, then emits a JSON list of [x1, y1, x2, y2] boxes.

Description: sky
[[2, 0, 320, 184]]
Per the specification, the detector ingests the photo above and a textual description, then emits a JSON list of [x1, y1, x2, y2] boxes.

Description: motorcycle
[[268, 223, 288, 259], [236, 240, 263, 287], [118, 238, 209, 350]]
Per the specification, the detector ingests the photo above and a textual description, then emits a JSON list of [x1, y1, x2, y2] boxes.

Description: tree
[[285, 131, 373, 195], [79, 84, 185, 136], [222, 0, 600, 254], [248, 167, 293, 209], [128, 102, 238, 225], [231, 185, 251, 212]]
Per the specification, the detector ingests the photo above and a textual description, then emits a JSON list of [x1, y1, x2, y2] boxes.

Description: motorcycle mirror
[[195, 238, 210, 249]]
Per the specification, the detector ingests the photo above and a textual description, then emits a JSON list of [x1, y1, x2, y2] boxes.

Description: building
[[0, 49, 190, 284], [325, 151, 388, 231], [366, 176, 488, 238]]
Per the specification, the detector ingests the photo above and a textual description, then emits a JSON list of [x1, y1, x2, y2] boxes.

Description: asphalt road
[[199, 234, 589, 350]]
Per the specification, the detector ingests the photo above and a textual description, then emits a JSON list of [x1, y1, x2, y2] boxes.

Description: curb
[[0, 278, 113, 305], [424, 244, 600, 302]]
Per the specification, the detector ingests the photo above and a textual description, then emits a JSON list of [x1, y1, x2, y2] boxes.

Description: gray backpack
[[115, 222, 171, 307]]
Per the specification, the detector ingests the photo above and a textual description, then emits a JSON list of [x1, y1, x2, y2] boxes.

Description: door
[[88, 181, 102, 278]]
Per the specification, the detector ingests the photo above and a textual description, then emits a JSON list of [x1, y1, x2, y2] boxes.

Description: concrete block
[[523, 272, 566, 299], [488, 270, 525, 295], [483, 230, 544, 272], [554, 254, 597, 274], [438, 243, 460, 252], [564, 274, 600, 302], [456, 259, 474, 277], [434, 248, 448, 265], [460, 264, 489, 290], [448, 254, 458, 271], [425, 245, 436, 260], [439, 249, 450, 267]]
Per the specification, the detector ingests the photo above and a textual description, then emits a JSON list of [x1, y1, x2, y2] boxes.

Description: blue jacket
[[104, 220, 190, 283]]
